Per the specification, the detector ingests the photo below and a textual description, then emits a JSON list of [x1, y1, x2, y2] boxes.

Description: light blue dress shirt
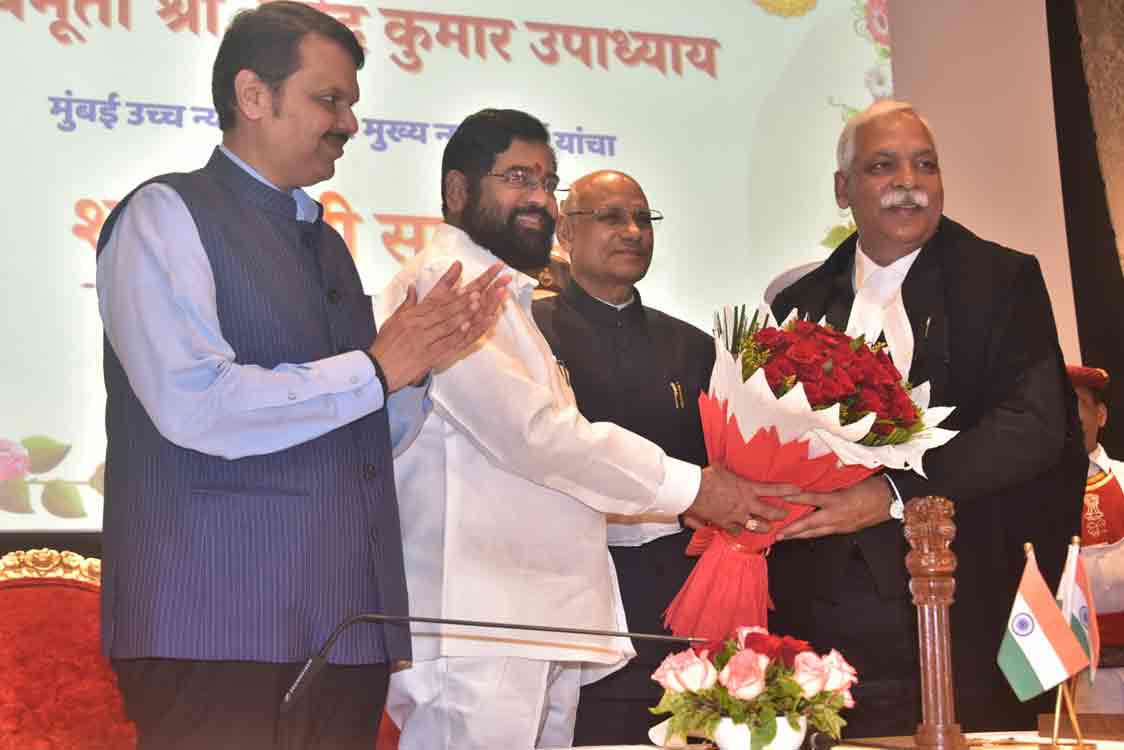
[[96, 145, 428, 460]]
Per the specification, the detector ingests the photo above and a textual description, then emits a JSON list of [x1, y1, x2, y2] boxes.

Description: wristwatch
[[884, 475, 904, 521]]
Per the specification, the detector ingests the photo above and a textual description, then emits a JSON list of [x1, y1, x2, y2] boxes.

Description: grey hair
[[836, 100, 935, 173]]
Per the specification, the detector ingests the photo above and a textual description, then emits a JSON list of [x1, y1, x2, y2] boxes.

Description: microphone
[[281, 612, 705, 713]]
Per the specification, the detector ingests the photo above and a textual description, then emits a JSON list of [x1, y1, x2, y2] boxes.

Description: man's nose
[[525, 180, 551, 205], [895, 163, 916, 189], [340, 107, 359, 137]]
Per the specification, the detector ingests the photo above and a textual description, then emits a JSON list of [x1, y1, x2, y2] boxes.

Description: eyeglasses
[[484, 167, 561, 195], [563, 207, 664, 228]]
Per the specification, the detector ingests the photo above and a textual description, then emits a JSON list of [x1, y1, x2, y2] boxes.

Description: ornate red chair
[[0, 549, 136, 750]]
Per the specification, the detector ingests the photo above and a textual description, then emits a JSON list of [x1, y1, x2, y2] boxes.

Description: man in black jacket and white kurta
[[533, 170, 714, 745]]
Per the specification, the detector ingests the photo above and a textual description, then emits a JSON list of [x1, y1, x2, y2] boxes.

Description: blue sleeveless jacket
[[98, 149, 410, 664]]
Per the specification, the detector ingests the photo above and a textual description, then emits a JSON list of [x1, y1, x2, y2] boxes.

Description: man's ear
[[555, 213, 574, 252], [834, 171, 850, 209], [444, 170, 468, 220], [233, 69, 273, 124], [1098, 402, 1109, 431]]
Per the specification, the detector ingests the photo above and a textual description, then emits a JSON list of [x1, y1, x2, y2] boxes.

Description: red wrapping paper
[[663, 392, 876, 641]]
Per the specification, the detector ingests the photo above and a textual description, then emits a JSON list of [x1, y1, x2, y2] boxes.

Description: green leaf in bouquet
[[774, 673, 802, 702], [0, 479, 33, 514], [726, 695, 750, 726], [726, 639, 742, 665], [651, 689, 678, 715], [20, 435, 72, 474], [751, 706, 778, 750], [89, 462, 105, 496], [861, 423, 918, 447], [660, 690, 721, 739], [41, 480, 87, 518], [809, 701, 846, 739]]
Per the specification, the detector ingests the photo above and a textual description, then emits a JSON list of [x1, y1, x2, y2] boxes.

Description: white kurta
[[376, 224, 700, 667]]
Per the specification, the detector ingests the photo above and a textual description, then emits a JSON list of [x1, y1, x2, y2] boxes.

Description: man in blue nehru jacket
[[95, 3, 506, 748]]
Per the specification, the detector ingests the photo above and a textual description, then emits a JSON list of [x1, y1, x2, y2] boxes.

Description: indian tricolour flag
[[1057, 541, 1100, 681], [998, 548, 1089, 702]]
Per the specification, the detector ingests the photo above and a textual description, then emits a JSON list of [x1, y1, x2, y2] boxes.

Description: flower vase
[[712, 715, 807, 750]]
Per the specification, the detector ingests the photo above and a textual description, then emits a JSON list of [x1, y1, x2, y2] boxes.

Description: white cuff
[[653, 458, 701, 516]]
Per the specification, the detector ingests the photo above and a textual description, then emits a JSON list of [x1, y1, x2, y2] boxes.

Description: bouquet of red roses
[[663, 307, 957, 642]]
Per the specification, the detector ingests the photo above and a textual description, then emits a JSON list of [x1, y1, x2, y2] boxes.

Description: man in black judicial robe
[[533, 170, 715, 745], [769, 101, 1086, 736]]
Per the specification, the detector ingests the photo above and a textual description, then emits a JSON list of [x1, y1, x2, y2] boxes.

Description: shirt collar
[[561, 278, 645, 328], [219, 144, 320, 223], [433, 223, 540, 299], [853, 242, 922, 293], [1090, 443, 1112, 475]]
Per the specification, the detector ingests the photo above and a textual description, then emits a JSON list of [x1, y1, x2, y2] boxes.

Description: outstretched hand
[[684, 464, 804, 537], [370, 261, 510, 393], [775, 476, 892, 540]]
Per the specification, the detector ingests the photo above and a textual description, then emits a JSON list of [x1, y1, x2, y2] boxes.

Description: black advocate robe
[[770, 216, 1086, 734], [533, 279, 715, 745]]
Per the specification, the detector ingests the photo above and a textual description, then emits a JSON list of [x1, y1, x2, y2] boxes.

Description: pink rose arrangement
[[651, 627, 857, 747]]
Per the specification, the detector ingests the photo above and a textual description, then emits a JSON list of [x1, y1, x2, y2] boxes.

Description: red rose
[[790, 319, 818, 337], [787, 338, 823, 366], [803, 380, 827, 405], [764, 357, 796, 391], [854, 389, 883, 415], [821, 366, 856, 401], [754, 327, 785, 350], [778, 635, 813, 667], [738, 628, 784, 659], [871, 421, 895, 436], [890, 391, 918, 423]]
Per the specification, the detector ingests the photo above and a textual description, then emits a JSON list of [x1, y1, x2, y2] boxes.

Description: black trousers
[[769, 549, 922, 740], [112, 658, 389, 750]]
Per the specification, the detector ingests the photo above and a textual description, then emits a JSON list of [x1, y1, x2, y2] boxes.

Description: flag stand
[[1049, 679, 1089, 748], [1046, 534, 1097, 749]]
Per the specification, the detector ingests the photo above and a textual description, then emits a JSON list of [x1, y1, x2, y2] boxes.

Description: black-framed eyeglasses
[[484, 167, 561, 195], [563, 207, 664, 228]]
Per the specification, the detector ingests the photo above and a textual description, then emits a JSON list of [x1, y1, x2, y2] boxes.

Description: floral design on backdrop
[[822, 0, 895, 250], [0, 437, 99, 518]]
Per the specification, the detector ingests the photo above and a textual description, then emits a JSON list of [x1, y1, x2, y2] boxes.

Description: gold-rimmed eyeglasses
[[484, 167, 562, 195], [563, 207, 664, 228]]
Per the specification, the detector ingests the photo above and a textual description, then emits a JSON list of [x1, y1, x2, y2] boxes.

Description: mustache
[[510, 206, 555, 233], [880, 188, 929, 209], [324, 131, 351, 145]]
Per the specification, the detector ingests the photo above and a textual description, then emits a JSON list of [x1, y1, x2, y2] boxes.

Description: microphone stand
[[281, 612, 706, 713]]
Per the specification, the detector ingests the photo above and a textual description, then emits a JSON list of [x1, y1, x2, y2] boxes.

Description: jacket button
[[327, 289, 341, 304], [363, 463, 377, 480]]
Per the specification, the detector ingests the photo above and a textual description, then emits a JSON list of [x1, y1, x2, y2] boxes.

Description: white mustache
[[881, 188, 929, 209]]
